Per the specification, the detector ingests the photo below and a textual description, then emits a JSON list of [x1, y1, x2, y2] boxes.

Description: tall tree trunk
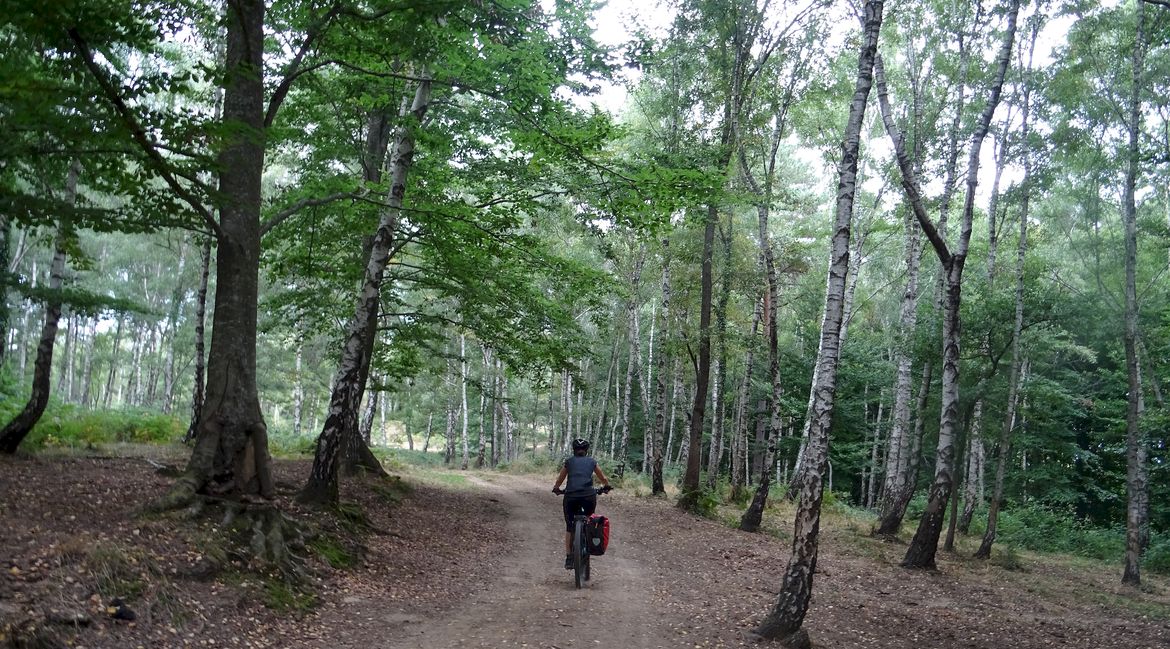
[[0, 213, 10, 369], [0, 162, 77, 453], [102, 315, 123, 409], [184, 237, 212, 443], [738, 113, 784, 526], [359, 378, 379, 447], [680, 203, 718, 510], [477, 346, 490, 468], [666, 354, 682, 468], [903, 0, 1019, 569], [866, 395, 884, 509], [876, 205, 924, 533], [80, 319, 96, 408], [299, 78, 430, 503], [870, 0, 1019, 567], [731, 297, 762, 501], [753, 3, 883, 640], [292, 345, 304, 437], [593, 336, 619, 453], [55, 310, 72, 397], [445, 356, 457, 465], [167, 0, 273, 508], [957, 401, 983, 534], [460, 333, 470, 470], [162, 243, 188, 413], [651, 239, 672, 495], [547, 370, 556, 457], [1122, 0, 1148, 587], [619, 249, 644, 465], [707, 216, 734, 489], [973, 49, 1038, 547]]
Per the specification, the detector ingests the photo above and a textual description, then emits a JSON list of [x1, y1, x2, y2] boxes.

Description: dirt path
[[378, 474, 663, 649], [4, 454, 1168, 649]]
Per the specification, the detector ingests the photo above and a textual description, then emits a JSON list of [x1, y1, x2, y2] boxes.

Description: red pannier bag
[[587, 514, 610, 556]]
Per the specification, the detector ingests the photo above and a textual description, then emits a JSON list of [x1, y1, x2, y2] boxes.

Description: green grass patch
[[308, 536, 357, 569], [6, 401, 184, 451], [57, 536, 157, 600]]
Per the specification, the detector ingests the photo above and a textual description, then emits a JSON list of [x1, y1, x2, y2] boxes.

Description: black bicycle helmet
[[571, 438, 590, 452]]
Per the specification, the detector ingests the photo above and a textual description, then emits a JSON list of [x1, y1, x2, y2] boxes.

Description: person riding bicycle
[[552, 437, 610, 570]]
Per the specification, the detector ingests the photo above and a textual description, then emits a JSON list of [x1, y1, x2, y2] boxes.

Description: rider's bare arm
[[553, 466, 568, 492], [593, 464, 609, 487]]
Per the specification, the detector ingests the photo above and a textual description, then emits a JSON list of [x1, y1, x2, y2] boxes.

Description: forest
[[1, 0, 1169, 647]]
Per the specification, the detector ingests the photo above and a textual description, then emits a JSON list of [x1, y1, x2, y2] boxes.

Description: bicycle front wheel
[[572, 518, 586, 588]]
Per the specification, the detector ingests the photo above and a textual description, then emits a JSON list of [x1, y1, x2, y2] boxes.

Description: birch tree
[[753, 2, 883, 642], [873, 0, 1021, 568]]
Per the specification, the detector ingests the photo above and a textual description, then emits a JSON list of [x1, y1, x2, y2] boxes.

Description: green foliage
[[261, 578, 317, 613], [266, 430, 317, 458], [1144, 537, 1170, 576], [308, 536, 357, 570], [966, 502, 1130, 566], [1, 398, 183, 450], [678, 485, 721, 519]]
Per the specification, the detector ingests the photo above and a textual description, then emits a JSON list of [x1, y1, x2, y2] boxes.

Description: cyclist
[[552, 437, 611, 569]]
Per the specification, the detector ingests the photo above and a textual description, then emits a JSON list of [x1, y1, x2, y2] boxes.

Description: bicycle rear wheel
[[572, 518, 586, 588]]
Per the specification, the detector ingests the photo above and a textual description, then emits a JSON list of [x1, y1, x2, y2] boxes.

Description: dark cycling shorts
[[562, 494, 596, 532]]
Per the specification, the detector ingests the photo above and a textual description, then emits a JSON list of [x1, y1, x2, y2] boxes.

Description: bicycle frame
[[556, 485, 610, 589]]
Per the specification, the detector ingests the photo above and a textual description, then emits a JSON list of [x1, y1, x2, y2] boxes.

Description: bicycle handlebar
[[552, 485, 613, 496]]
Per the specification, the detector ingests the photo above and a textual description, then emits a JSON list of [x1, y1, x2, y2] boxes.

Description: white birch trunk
[[460, 333, 470, 470], [754, 3, 884, 638]]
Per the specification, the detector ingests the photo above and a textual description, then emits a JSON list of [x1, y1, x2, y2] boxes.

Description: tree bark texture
[[168, 0, 274, 509], [651, 239, 672, 495], [184, 237, 213, 443], [299, 77, 430, 503], [0, 164, 76, 454], [619, 248, 644, 465], [1123, 0, 1148, 587], [731, 297, 762, 501], [460, 333, 470, 470], [754, 3, 883, 641], [904, 0, 1019, 569], [876, 206, 923, 532], [679, 203, 718, 510], [707, 217, 734, 488], [957, 401, 984, 535]]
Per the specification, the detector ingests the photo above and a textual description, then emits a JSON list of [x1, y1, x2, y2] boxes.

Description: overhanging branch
[[69, 28, 223, 239], [260, 191, 357, 237]]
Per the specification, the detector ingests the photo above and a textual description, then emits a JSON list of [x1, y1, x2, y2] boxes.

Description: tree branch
[[265, 2, 343, 128], [873, 53, 951, 265], [260, 191, 357, 237], [68, 29, 223, 239]]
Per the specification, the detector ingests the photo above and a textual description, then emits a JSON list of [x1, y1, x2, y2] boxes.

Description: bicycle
[[554, 485, 612, 588]]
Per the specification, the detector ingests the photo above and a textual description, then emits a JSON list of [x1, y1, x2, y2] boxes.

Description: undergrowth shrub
[[18, 404, 182, 449], [990, 503, 1124, 561], [1143, 535, 1170, 575]]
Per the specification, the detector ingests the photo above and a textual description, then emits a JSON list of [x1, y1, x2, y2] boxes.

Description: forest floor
[[2, 447, 1169, 649]]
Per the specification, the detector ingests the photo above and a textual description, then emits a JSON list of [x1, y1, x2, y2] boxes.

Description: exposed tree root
[[221, 502, 309, 583]]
